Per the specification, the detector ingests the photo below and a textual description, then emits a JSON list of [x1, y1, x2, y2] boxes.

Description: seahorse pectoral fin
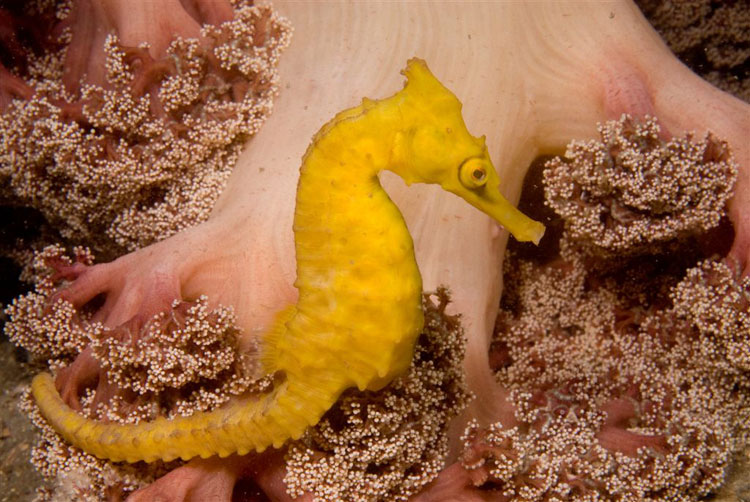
[[260, 304, 297, 374]]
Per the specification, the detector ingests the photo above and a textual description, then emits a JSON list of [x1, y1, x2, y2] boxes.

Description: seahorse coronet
[[31, 57, 544, 463]]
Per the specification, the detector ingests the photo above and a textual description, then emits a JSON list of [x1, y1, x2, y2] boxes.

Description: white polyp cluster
[[544, 115, 737, 256], [0, 1, 292, 262]]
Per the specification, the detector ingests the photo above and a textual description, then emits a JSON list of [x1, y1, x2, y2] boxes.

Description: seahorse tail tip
[[30, 372, 72, 433], [30, 371, 56, 401], [31, 372, 111, 459]]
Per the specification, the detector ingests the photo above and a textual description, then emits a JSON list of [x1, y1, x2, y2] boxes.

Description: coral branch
[[596, 397, 668, 456], [0, 63, 33, 106], [61, 0, 204, 93]]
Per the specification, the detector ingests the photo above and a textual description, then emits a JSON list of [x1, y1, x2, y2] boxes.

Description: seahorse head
[[391, 58, 545, 244]]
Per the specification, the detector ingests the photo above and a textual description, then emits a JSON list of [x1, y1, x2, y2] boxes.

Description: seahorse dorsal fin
[[260, 304, 297, 374]]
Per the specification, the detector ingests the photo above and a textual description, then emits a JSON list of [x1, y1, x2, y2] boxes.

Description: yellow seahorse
[[31, 59, 544, 464]]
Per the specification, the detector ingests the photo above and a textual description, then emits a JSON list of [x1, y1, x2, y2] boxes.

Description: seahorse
[[31, 58, 545, 464]]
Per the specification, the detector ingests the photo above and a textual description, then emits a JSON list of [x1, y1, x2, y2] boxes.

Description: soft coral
[[60, 0, 233, 94]]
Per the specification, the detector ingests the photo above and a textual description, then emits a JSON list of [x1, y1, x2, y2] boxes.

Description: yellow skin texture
[[31, 59, 544, 464]]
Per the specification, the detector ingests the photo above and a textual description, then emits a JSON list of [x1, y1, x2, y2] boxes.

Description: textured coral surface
[[544, 116, 737, 255], [470, 252, 748, 500]]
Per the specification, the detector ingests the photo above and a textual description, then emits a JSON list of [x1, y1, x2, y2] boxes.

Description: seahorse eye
[[459, 157, 489, 189]]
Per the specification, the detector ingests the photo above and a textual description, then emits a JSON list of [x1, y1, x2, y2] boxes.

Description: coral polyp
[[543, 115, 737, 255]]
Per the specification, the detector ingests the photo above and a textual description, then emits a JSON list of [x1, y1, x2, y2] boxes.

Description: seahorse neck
[[293, 102, 410, 251], [292, 100, 410, 244], [303, 97, 404, 179]]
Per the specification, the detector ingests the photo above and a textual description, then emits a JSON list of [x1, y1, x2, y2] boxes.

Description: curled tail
[[31, 369, 344, 463]]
